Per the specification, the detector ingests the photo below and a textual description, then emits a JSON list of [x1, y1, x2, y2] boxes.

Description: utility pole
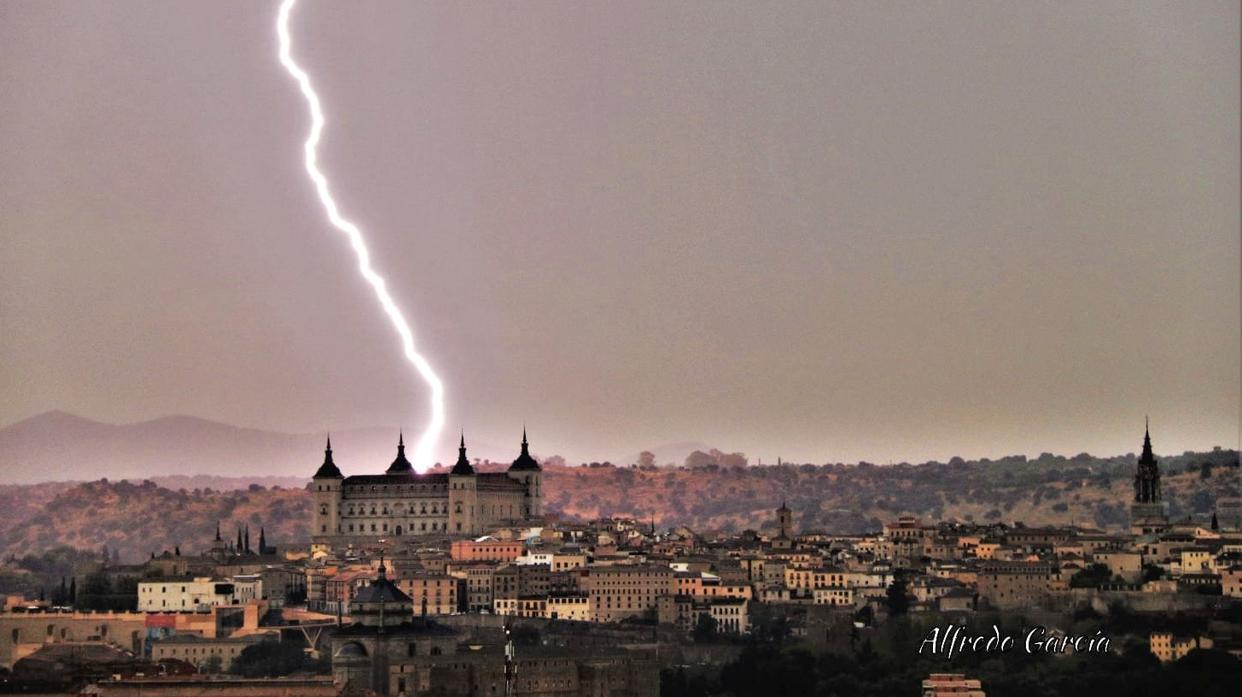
[[504, 622, 517, 697]]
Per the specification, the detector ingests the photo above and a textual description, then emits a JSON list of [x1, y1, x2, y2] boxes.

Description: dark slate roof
[[343, 473, 449, 486], [450, 434, 475, 476], [353, 579, 411, 605], [352, 565, 411, 605], [385, 433, 414, 474], [509, 429, 541, 471], [476, 473, 528, 491], [312, 437, 343, 479]]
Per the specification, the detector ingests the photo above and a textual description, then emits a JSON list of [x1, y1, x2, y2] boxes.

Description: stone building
[[312, 431, 543, 546], [330, 565, 658, 696]]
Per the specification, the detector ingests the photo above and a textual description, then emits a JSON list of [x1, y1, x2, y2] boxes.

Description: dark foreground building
[[330, 562, 658, 696]]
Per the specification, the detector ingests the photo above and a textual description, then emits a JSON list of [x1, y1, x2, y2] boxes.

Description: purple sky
[[1, 1, 1238, 466]]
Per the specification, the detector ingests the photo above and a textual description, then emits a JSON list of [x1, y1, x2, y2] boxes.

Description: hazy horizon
[[2, 1, 1239, 468], [0, 408, 1233, 474]]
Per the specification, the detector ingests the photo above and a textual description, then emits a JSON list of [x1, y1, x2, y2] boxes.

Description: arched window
[[320, 504, 327, 515]]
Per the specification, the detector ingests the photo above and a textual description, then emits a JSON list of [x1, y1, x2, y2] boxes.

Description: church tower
[[507, 428, 543, 519], [776, 500, 792, 539], [312, 435, 343, 539], [448, 434, 478, 535], [1130, 419, 1168, 535]]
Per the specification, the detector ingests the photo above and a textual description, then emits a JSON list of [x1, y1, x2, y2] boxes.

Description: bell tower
[[1130, 419, 1168, 535], [312, 435, 343, 539], [449, 433, 478, 535], [507, 428, 543, 519]]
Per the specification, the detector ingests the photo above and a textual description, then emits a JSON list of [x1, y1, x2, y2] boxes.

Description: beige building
[[1149, 632, 1213, 662], [812, 587, 856, 607], [397, 575, 460, 616], [311, 433, 542, 544], [0, 611, 148, 670], [707, 598, 749, 634], [493, 591, 591, 622], [137, 577, 262, 612], [1091, 551, 1143, 583], [1222, 566, 1242, 598], [976, 562, 1053, 610], [149, 634, 268, 672], [584, 565, 676, 623]]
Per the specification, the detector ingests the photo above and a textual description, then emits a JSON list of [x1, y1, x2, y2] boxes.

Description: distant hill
[[0, 447, 1235, 564], [0, 411, 531, 483]]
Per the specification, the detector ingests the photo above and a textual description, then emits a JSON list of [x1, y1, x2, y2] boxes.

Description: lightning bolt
[[276, 0, 445, 471]]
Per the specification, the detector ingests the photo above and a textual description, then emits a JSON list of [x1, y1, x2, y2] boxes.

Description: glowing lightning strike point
[[276, 0, 445, 471]]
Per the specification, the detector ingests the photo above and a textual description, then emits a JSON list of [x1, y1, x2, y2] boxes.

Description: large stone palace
[[311, 431, 543, 544]]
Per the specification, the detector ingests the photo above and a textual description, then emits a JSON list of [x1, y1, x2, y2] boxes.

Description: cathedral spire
[[1142, 417, 1154, 460], [1134, 419, 1161, 504]]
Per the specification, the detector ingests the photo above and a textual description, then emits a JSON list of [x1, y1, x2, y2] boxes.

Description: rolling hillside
[[0, 448, 1235, 564]]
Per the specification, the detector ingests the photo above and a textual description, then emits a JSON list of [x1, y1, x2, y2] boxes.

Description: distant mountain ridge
[[0, 411, 719, 484], [0, 411, 479, 484]]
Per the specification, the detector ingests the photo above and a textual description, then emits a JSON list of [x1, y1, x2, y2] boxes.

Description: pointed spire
[[509, 427, 540, 471], [377, 553, 387, 580], [259, 526, 266, 553], [452, 431, 475, 475], [215, 520, 221, 542], [314, 433, 343, 478], [386, 430, 413, 474], [1141, 418, 1155, 462]]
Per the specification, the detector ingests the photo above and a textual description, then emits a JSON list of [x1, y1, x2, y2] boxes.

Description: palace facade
[[311, 431, 543, 544]]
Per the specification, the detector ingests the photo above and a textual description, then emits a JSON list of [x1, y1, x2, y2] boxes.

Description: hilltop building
[[1130, 420, 1169, 535], [312, 431, 543, 546]]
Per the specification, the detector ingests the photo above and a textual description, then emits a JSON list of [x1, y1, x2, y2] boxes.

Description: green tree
[[885, 575, 910, 616], [199, 654, 223, 674], [692, 613, 718, 642], [230, 640, 312, 678]]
